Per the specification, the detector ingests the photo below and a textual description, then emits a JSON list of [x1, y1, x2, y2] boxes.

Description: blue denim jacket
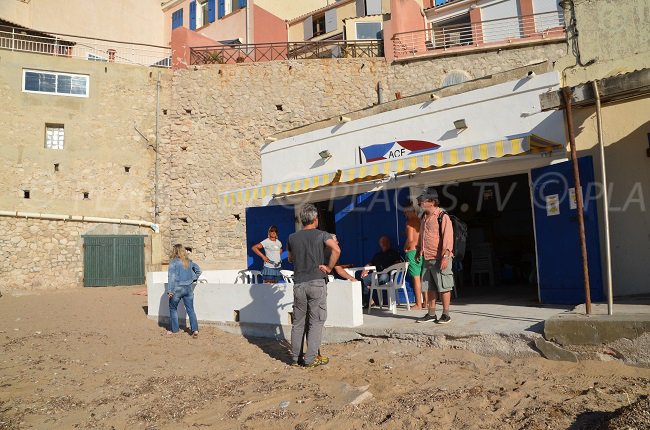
[[167, 258, 201, 293]]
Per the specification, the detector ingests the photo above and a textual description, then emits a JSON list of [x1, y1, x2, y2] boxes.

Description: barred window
[[45, 124, 65, 150]]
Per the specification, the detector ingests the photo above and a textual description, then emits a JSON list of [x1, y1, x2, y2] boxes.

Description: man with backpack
[[415, 187, 455, 324]]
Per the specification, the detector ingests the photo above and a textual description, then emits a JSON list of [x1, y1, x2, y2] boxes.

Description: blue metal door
[[245, 205, 295, 270], [531, 156, 603, 304], [333, 188, 409, 266]]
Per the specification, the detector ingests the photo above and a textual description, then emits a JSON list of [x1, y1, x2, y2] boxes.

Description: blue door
[[245, 205, 295, 270], [531, 156, 603, 304], [332, 188, 409, 266]]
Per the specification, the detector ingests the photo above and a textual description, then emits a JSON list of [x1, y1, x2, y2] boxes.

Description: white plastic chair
[[470, 243, 495, 287], [280, 270, 294, 284], [235, 269, 263, 284], [368, 262, 410, 314], [343, 265, 376, 278]]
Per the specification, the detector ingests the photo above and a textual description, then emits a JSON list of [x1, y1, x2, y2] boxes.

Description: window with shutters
[[199, 0, 209, 27], [172, 8, 183, 29]]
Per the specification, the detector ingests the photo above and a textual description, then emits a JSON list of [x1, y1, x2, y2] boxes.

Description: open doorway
[[437, 173, 538, 301]]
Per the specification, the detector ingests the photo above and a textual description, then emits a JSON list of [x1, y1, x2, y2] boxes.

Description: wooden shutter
[[218, 0, 225, 18], [303, 17, 314, 40], [189, 1, 196, 30], [325, 9, 337, 34], [208, 0, 216, 22], [356, 0, 366, 17], [366, 0, 381, 15]]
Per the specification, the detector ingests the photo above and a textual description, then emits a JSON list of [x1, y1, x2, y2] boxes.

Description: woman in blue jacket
[[167, 244, 202, 337]]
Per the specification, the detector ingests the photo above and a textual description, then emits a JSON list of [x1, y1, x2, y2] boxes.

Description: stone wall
[[161, 41, 567, 269], [0, 50, 171, 291], [0, 218, 154, 291]]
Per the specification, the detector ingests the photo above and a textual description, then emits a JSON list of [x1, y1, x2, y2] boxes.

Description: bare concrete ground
[[1, 286, 649, 430]]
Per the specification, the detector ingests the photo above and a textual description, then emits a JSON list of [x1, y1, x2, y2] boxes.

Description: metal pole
[[154, 72, 161, 225], [562, 87, 592, 315], [592, 80, 613, 315]]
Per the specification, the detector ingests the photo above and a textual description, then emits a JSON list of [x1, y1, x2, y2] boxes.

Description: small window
[[356, 22, 383, 40], [45, 124, 65, 150], [83, 192, 90, 200], [172, 8, 183, 29], [23, 70, 89, 97], [23, 190, 30, 199]]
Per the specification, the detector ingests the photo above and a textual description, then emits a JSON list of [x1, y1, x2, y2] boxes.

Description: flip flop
[[192, 331, 199, 338]]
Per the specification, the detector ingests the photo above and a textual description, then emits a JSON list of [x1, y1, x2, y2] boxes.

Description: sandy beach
[[1, 286, 649, 430]]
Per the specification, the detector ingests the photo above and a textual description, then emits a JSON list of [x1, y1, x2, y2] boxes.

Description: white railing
[[0, 26, 171, 68], [393, 11, 565, 59]]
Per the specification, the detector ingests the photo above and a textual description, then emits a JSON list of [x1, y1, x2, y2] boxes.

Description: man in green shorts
[[403, 201, 424, 310]]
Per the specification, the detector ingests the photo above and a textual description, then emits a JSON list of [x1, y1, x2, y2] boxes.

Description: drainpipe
[[561, 87, 592, 315], [155, 72, 161, 225], [377, 81, 384, 104], [592, 80, 613, 315], [0, 210, 159, 231], [246, 1, 250, 45]]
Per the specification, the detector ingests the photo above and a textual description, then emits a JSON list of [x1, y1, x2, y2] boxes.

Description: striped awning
[[218, 134, 562, 206]]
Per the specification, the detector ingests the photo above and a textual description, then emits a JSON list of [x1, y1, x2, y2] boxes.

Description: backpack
[[437, 210, 468, 261]]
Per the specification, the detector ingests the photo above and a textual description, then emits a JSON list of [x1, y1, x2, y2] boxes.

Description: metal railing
[[393, 11, 565, 59], [0, 26, 171, 68], [191, 39, 383, 65]]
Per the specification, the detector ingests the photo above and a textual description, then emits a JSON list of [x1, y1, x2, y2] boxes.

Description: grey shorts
[[421, 258, 455, 293]]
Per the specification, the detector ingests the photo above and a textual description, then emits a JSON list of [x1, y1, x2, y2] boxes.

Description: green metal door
[[83, 235, 145, 287]]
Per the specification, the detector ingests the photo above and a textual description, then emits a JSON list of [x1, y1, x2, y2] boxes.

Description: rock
[[535, 338, 579, 362]]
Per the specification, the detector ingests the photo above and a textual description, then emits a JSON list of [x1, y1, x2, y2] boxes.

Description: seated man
[[361, 236, 401, 306]]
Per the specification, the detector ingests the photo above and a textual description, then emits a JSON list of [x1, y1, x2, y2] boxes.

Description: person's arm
[[251, 242, 270, 264], [287, 240, 294, 263], [191, 261, 202, 281], [440, 214, 454, 270], [166, 261, 176, 297], [335, 265, 356, 281], [416, 218, 424, 262], [319, 237, 341, 274]]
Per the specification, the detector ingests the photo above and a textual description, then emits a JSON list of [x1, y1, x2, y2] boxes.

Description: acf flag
[[359, 140, 441, 163]]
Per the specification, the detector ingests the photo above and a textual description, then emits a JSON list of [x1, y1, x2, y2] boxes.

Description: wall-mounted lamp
[[526, 71, 536, 79], [338, 116, 351, 123], [319, 150, 332, 160], [430, 93, 440, 100], [265, 137, 277, 143], [453, 119, 468, 130]]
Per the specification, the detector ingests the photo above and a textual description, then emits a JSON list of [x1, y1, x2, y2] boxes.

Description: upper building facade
[[0, 0, 166, 46]]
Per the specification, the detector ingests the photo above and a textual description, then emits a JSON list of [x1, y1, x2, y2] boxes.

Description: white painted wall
[[147, 271, 364, 328], [261, 72, 564, 184]]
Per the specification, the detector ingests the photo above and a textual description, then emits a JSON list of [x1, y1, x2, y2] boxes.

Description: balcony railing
[[393, 11, 565, 60], [190, 39, 383, 65], [0, 26, 171, 68]]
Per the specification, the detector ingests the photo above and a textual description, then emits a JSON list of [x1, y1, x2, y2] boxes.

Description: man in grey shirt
[[287, 204, 340, 368]]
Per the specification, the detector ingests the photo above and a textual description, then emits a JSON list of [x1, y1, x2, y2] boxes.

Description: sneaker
[[304, 355, 329, 368], [416, 313, 438, 323], [437, 313, 451, 324], [315, 355, 329, 365]]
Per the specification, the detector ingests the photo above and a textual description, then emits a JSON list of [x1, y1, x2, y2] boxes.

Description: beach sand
[[1, 286, 648, 429]]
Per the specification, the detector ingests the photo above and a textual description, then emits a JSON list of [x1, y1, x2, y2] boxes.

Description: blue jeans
[[169, 284, 198, 333], [361, 273, 390, 305]]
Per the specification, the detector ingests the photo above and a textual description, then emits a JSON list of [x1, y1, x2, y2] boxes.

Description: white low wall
[[147, 271, 363, 328]]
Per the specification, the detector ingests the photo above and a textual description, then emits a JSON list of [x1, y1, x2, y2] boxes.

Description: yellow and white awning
[[219, 170, 342, 206], [218, 134, 562, 206]]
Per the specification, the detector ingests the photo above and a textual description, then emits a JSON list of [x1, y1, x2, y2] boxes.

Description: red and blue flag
[[359, 140, 441, 163]]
